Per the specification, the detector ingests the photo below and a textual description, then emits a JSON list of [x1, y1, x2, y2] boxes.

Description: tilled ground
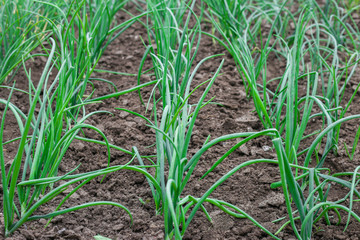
[[1, 3, 360, 240]]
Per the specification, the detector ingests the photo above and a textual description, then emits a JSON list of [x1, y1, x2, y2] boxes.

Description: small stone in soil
[[120, 111, 129, 118], [239, 145, 250, 155], [134, 174, 145, 184], [39, 219, 48, 225], [113, 224, 124, 231], [70, 192, 80, 199], [74, 226, 84, 232], [334, 234, 348, 240], [210, 210, 234, 231], [259, 193, 284, 207], [233, 225, 253, 235], [262, 145, 271, 151], [82, 227, 96, 236], [74, 142, 86, 151], [63, 229, 81, 239], [22, 230, 35, 240], [194, 183, 201, 191], [51, 215, 63, 223]]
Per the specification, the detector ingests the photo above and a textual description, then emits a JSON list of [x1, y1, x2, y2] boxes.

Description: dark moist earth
[[1, 3, 360, 240]]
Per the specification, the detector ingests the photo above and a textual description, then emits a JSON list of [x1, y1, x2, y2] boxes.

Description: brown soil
[[1, 3, 360, 240]]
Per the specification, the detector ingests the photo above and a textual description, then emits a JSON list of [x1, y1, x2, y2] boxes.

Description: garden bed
[[1, 1, 360, 239]]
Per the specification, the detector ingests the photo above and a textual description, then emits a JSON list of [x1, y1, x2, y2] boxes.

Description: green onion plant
[[118, 1, 278, 238], [204, 1, 360, 239], [35, 0, 140, 120], [0, 1, 154, 236], [0, 0, 55, 84], [0, 40, 136, 237]]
